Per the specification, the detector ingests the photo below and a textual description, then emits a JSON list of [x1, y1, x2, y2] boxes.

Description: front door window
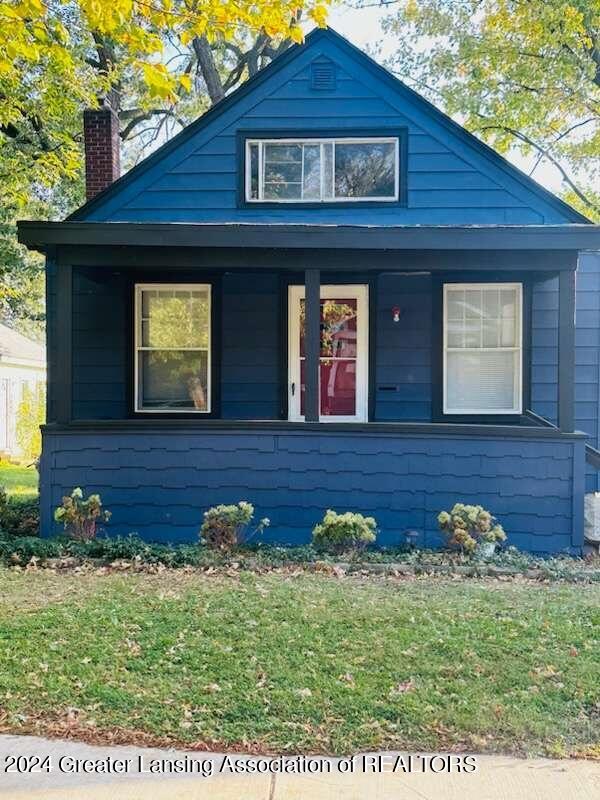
[[288, 285, 368, 422]]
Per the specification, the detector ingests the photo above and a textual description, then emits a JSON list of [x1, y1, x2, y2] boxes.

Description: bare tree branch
[[477, 124, 600, 214], [192, 36, 225, 103], [120, 108, 185, 140]]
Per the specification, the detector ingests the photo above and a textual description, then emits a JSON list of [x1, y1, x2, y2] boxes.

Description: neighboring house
[[18, 28, 600, 552], [0, 322, 45, 458]]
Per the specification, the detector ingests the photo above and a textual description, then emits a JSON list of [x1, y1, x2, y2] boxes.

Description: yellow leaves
[[179, 73, 192, 92], [79, 0, 135, 34], [308, 1, 330, 29], [404, 0, 419, 20], [0, 0, 333, 210], [9, 0, 44, 20], [289, 25, 304, 44], [141, 61, 178, 100]]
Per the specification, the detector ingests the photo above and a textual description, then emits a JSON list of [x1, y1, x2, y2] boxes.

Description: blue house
[[18, 28, 600, 552]]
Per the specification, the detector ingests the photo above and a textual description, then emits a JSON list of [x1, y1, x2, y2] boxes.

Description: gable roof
[[0, 322, 45, 365], [70, 27, 590, 224]]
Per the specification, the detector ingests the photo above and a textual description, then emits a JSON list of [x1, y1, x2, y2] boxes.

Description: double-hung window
[[135, 284, 211, 413], [245, 137, 399, 202], [443, 283, 522, 415]]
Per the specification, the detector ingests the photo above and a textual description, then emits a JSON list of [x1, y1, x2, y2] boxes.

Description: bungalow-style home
[[0, 322, 45, 459], [18, 28, 600, 552]]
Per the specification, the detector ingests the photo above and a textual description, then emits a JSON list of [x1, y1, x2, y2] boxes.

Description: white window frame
[[245, 137, 400, 203], [288, 284, 369, 422], [443, 282, 523, 415], [134, 283, 212, 414]]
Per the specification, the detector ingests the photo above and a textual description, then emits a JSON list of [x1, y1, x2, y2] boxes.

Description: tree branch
[[120, 108, 184, 140], [477, 124, 600, 214], [192, 36, 225, 103]]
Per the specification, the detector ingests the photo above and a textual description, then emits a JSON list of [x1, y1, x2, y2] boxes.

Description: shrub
[[0, 488, 39, 537], [53, 487, 111, 541], [16, 383, 45, 460], [0, 535, 63, 564], [200, 501, 269, 551], [438, 503, 506, 554], [312, 510, 377, 554]]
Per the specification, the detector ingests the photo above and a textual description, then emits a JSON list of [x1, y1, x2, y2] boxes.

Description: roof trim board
[[17, 220, 600, 255]]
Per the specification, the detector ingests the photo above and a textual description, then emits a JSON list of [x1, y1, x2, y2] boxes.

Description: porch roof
[[17, 221, 600, 260]]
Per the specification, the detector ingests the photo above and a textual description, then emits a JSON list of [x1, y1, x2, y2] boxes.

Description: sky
[[322, 3, 564, 194]]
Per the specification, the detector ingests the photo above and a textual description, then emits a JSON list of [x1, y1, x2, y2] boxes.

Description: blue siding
[[375, 274, 432, 421], [72, 268, 127, 420], [80, 34, 576, 225], [40, 428, 584, 553], [529, 253, 600, 494], [45, 256, 58, 422], [221, 273, 280, 419], [576, 253, 600, 492], [70, 269, 439, 423], [531, 275, 558, 425]]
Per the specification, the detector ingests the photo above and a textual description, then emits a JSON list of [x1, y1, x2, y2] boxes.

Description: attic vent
[[310, 59, 336, 91]]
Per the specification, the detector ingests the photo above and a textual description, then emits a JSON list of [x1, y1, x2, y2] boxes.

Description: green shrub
[[0, 488, 39, 537], [53, 487, 111, 541], [312, 510, 377, 554], [438, 503, 506, 554], [16, 383, 45, 461], [0, 535, 63, 564], [200, 501, 269, 551]]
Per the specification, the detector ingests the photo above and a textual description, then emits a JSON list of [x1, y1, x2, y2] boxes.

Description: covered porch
[[18, 221, 596, 550]]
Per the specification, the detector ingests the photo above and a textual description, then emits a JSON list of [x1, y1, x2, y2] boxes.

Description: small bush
[[16, 383, 45, 460], [312, 510, 377, 554], [0, 488, 39, 537], [438, 503, 506, 554], [53, 487, 111, 541], [0, 535, 63, 564], [200, 501, 269, 551]]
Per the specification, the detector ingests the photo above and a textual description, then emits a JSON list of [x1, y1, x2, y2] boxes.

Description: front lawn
[[0, 569, 598, 757], [0, 462, 38, 498]]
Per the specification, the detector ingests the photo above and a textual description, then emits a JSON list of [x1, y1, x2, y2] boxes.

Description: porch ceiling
[[17, 221, 600, 261]]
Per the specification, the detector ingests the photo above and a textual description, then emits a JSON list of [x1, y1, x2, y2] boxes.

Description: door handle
[[291, 382, 296, 396]]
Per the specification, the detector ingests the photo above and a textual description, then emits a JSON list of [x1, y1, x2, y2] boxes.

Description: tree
[[0, 1, 331, 333], [121, 28, 299, 165], [16, 382, 46, 460], [376, 0, 600, 219], [0, 0, 330, 210]]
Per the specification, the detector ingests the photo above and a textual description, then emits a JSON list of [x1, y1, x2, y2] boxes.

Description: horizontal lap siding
[[72, 268, 127, 419], [41, 429, 582, 553], [87, 39, 559, 225], [531, 276, 558, 425], [70, 268, 435, 423], [375, 274, 431, 421], [530, 253, 600, 494], [46, 258, 58, 422], [221, 273, 280, 418], [576, 253, 600, 492]]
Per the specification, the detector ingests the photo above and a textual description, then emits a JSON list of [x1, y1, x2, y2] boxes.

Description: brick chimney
[[83, 104, 120, 200]]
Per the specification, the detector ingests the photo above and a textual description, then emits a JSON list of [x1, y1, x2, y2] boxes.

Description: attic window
[[245, 137, 399, 203], [311, 60, 336, 91]]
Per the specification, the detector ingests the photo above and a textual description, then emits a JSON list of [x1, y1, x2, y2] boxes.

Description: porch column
[[558, 268, 576, 432], [55, 262, 73, 424], [304, 268, 320, 422]]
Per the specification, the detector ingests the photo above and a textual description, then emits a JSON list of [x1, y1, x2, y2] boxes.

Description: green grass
[[0, 462, 38, 498], [0, 570, 598, 757]]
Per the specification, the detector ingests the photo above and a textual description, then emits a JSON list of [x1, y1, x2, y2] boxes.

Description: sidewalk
[[0, 734, 598, 799]]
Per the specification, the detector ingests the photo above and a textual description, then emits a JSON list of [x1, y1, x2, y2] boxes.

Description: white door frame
[[288, 284, 369, 422]]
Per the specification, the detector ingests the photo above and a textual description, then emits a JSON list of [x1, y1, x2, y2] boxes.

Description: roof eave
[[17, 220, 600, 253]]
